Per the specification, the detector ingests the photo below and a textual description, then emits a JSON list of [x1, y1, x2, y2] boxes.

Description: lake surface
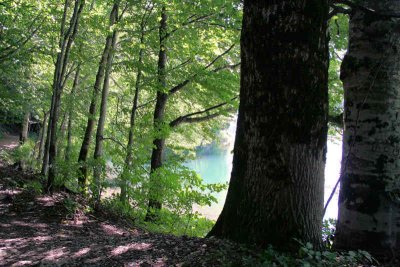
[[186, 120, 342, 220]]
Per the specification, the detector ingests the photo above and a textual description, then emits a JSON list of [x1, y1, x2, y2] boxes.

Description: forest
[[0, 0, 398, 266]]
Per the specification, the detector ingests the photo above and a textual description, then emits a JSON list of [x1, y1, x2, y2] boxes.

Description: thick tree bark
[[208, 0, 329, 249], [334, 1, 400, 260], [46, 0, 85, 192], [19, 111, 30, 144], [93, 2, 119, 204], [145, 6, 168, 221], [77, 3, 118, 190]]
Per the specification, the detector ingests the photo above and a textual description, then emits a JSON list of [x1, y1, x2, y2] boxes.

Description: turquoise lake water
[[185, 120, 342, 220]]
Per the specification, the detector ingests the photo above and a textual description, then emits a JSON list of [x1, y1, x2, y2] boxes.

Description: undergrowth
[[102, 197, 214, 237], [2, 138, 381, 266]]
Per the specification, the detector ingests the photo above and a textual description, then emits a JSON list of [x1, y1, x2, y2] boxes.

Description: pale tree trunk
[[334, 1, 400, 260], [41, 101, 52, 175], [19, 111, 30, 144], [18, 111, 30, 170], [145, 6, 168, 221], [120, 7, 151, 203], [93, 2, 119, 205], [57, 112, 68, 156], [78, 3, 118, 191], [208, 0, 329, 249], [38, 111, 49, 161], [46, 0, 85, 192], [65, 64, 80, 162]]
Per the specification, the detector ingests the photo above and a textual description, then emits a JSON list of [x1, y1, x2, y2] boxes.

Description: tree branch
[[199, 21, 241, 31], [0, 18, 42, 61], [166, 13, 214, 38], [119, 2, 129, 21], [332, 0, 400, 18], [169, 96, 238, 128], [61, 62, 78, 88], [204, 44, 235, 69], [329, 4, 352, 19], [167, 58, 192, 73], [103, 136, 126, 150], [212, 62, 240, 73], [168, 44, 236, 95], [328, 113, 343, 128]]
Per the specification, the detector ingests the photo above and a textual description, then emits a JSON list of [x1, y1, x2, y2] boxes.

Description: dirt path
[[0, 134, 19, 151], [0, 168, 256, 266], [0, 134, 257, 266]]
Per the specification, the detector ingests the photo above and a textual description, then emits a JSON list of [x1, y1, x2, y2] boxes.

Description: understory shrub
[[101, 159, 225, 237]]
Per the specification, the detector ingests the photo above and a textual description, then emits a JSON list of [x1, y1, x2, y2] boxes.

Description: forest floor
[[0, 137, 258, 267]]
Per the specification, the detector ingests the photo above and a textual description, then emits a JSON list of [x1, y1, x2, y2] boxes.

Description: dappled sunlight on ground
[[0, 165, 250, 266], [110, 242, 152, 256]]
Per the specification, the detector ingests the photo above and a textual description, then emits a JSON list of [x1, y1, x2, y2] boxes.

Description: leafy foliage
[[328, 13, 348, 136], [0, 0, 356, 255]]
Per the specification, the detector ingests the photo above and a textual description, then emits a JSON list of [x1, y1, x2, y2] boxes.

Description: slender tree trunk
[[145, 6, 168, 221], [18, 111, 30, 170], [65, 65, 80, 162], [19, 111, 30, 144], [77, 3, 118, 191], [57, 112, 68, 156], [41, 0, 68, 175], [38, 111, 49, 161], [334, 1, 400, 260], [41, 84, 56, 176], [93, 2, 119, 205], [46, 0, 85, 192], [120, 17, 147, 203], [207, 0, 329, 249]]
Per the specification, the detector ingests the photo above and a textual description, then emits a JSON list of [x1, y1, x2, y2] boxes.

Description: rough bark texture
[[208, 0, 329, 249], [77, 3, 118, 190], [145, 7, 168, 221], [334, 1, 400, 260], [93, 3, 119, 204]]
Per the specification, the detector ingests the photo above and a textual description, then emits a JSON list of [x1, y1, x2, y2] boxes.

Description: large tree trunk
[[334, 1, 400, 260], [208, 0, 329, 249], [77, 3, 118, 191], [145, 6, 168, 221], [46, 0, 85, 192], [93, 2, 119, 204]]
